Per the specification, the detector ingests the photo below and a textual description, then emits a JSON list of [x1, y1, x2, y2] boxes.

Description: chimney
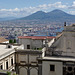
[[64, 22, 66, 26]]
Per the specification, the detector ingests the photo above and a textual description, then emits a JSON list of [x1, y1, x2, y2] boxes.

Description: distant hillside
[[21, 11, 46, 20], [0, 17, 16, 21], [20, 9, 75, 22]]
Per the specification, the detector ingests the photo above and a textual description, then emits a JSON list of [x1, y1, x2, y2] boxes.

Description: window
[[50, 65, 55, 71], [8, 45, 11, 48], [6, 61, 8, 69], [7, 44, 12, 48], [11, 58, 13, 66], [27, 45, 30, 49], [0, 65, 3, 69], [68, 67, 72, 71]]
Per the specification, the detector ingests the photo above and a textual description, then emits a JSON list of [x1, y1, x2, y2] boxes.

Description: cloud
[[72, 1, 75, 6], [69, 11, 75, 15], [0, 2, 71, 17], [49, 2, 67, 8], [38, 2, 67, 10], [0, 8, 20, 12], [68, 1, 75, 9], [55, 2, 67, 8]]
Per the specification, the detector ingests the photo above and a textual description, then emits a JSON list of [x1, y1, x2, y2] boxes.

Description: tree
[[9, 39, 13, 43], [13, 39, 16, 43]]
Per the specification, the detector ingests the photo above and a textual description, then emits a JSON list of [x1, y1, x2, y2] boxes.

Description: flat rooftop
[[0, 44, 20, 60], [41, 56, 75, 62]]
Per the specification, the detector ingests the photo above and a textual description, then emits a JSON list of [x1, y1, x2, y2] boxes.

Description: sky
[[0, 0, 75, 18]]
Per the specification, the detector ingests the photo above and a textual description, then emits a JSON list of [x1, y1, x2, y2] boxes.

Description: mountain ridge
[[19, 9, 75, 21]]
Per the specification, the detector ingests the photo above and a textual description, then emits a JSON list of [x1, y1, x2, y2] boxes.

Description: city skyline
[[0, 0, 75, 17]]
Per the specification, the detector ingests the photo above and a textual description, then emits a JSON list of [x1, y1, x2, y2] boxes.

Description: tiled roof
[[0, 37, 8, 43], [18, 36, 55, 40]]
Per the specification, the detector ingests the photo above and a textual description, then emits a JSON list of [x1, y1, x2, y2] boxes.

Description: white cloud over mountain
[[72, 1, 75, 6], [68, 1, 75, 9], [0, 1, 75, 17], [69, 11, 75, 15]]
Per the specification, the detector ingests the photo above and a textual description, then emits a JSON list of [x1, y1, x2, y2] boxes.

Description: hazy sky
[[0, 0, 75, 17]]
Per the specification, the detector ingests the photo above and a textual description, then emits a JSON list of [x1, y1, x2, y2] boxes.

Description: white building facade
[[0, 43, 24, 71]]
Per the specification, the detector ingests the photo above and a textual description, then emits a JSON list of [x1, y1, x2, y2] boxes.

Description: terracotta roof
[[0, 37, 8, 43], [18, 36, 55, 40]]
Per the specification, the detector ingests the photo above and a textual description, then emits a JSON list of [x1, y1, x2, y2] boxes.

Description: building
[[0, 43, 24, 71], [0, 37, 9, 43], [40, 23, 75, 75], [15, 49, 42, 75], [18, 36, 55, 49], [15, 36, 55, 75], [1, 23, 75, 75], [46, 24, 75, 57], [0, 42, 42, 75], [38, 56, 75, 75]]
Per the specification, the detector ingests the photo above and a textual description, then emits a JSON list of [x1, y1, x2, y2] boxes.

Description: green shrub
[[37, 48, 42, 50], [9, 39, 16, 43], [7, 71, 11, 75], [13, 39, 16, 43], [9, 39, 13, 43], [13, 73, 16, 75]]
